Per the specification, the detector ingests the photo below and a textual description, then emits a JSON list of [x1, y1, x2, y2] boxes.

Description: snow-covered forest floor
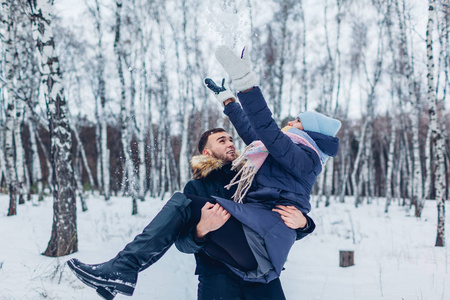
[[0, 194, 448, 300]]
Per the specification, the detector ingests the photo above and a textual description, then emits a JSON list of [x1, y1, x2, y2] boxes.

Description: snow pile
[[0, 195, 448, 299]]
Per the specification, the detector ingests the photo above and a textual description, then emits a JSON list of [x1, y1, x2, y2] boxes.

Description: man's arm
[[175, 182, 230, 254], [272, 205, 316, 240], [175, 181, 205, 253], [296, 215, 316, 240], [195, 202, 230, 238]]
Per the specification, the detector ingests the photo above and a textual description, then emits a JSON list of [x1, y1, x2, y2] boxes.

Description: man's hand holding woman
[[196, 202, 231, 239], [272, 205, 308, 229]]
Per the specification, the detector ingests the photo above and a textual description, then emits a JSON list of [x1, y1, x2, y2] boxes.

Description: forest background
[[0, 0, 449, 257]]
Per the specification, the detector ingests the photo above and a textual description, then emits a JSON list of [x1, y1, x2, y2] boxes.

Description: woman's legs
[[67, 192, 258, 299], [67, 192, 192, 299], [186, 194, 258, 271]]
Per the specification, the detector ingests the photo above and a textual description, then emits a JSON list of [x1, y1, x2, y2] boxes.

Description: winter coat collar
[[190, 155, 227, 179]]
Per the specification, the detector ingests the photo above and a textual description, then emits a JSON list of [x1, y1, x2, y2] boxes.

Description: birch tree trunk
[[351, 120, 368, 206], [3, 0, 18, 216], [400, 115, 413, 204], [423, 125, 432, 199], [337, 122, 350, 203], [394, 148, 404, 205], [137, 66, 147, 202], [87, 0, 110, 201], [101, 118, 110, 200], [95, 104, 102, 194], [358, 123, 373, 206], [426, 0, 446, 247], [113, 0, 130, 197], [35, 123, 53, 192], [128, 58, 139, 212], [4, 97, 17, 216], [322, 0, 346, 206], [395, 0, 423, 216], [127, 71, 138, 213], [28, 119, 44, 201], [71, 123, 95, 191], [156, 15, 179, 196], [177, 0, 194, 188], [324, 160, 334, 206], [136, 20, 151, 201], [14, 100, 26, 204], [299, 0, 308, 111], [0, 136, 8, 196], [385, 115, 397, 213], [74, 145, 87, 212], [28, 0, 77, 257]]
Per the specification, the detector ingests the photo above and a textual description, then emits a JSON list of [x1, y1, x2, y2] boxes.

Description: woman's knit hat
[[298, 111, 342, 137]]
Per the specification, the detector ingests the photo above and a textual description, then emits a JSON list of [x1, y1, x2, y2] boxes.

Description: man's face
[[203, 132, 236, 163], [288, 117, 304, 130]]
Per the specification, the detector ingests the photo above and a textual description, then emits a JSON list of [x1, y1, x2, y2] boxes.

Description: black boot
[[67, 193, 192, 299]]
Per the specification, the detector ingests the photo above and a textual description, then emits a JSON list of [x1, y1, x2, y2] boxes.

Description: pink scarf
[[225, 127, 323, 203]]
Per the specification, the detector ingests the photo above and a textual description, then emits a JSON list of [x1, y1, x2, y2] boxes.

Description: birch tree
[[423, 125, 432, 199], [112, 0, 133, 200], [14, 99, 26, 204], [394, 0, 424, 216], [172, 0, 195, 188], [323, 0, 348, 206], [385, 0, 399, 212], [27, 0, 77, 256], [2, 0, 19, 215], [353, 12, 384, 206], [426, 0, 446, 247], [27, 117, 44, 201], [86, 0, 110, 201]]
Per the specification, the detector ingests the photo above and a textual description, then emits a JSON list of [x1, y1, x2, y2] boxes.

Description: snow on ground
[[0, 194, 448, 300]]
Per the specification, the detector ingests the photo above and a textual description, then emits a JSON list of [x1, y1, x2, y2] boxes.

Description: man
[[187, 43, 339, 299], [176, 128, 314, 300], [67, 128, 311, 300]]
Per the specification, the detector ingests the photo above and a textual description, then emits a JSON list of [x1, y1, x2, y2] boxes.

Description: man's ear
[[202, 149, 212, 156]]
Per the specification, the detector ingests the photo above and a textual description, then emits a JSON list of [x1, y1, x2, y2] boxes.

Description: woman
[[194, 45, 340, 282]]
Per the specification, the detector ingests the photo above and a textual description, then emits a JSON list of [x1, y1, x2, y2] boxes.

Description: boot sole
[[77, 276, 117, 300], [67, 259, 135, 297]]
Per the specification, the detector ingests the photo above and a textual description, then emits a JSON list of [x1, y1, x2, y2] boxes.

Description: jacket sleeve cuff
[[193, 228, 208, 245], [175, 227, 207, 253], [295, 215, 316, 240]]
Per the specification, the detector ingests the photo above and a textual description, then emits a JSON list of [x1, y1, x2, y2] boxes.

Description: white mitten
[[216, 89, 236, 104], [215, 45, 257, 92]]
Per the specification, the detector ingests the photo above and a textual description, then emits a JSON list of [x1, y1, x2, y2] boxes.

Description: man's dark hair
[[198, 128, 227, 153]]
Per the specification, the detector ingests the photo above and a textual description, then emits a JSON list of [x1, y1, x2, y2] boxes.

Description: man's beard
[[211, 150, 235, 163]]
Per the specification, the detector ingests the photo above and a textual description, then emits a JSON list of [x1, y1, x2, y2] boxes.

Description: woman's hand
[[215, 45, 256, 92], [272, 205, 307, 229]]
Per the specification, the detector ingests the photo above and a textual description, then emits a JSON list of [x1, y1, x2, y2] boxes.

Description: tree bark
[[87, 0, 110, 201], [3, 0, 19, 216], [385, 115, 397, 212], [27, 118, 44, 202], [423, 125, 432, 199], [394, 0, 424, 216], [14, 100, 26, 204], [426, 0, 446, 247], [28, 0, 77, 257]]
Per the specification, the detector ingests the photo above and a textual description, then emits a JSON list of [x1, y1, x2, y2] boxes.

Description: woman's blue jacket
[[212, 86, 339, 283]]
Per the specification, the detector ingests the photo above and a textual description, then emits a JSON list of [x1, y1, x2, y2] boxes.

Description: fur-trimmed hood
[[190, 155, 227, 179]]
